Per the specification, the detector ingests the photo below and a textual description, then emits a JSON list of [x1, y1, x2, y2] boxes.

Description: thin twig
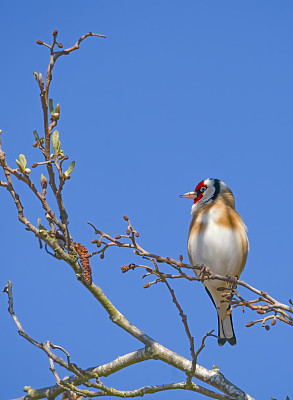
[[89, 216, 293, 327], [3, 282, 24, 332]]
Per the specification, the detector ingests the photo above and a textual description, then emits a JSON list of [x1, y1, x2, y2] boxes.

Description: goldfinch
[[180, 178, 248, 346]]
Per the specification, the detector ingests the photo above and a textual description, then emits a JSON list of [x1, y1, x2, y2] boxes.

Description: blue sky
[[1, 1, 292, 399]]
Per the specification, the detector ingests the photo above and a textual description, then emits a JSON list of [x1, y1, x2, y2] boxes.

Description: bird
[[180, 178, 248, 346]]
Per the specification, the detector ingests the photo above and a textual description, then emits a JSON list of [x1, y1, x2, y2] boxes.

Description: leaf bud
[[33, 130, 39, 140], [126, 228, 131, 235], [64, 161, 75, 178], [16, 154, 27, 173], [123, 215, 129, 221], [16, 159, 24, 172], [121, 264, 135, 273], [57, 42, 63, 48], [271, 318, 276, 326], [51, 112, 60, 120], [133, 250, 139, 255], [100, 254, 104, 259], [135, 232, 139, 237], [19, 154, 27, 168], [246, 321, 255, 327], [36, 40, 43, 45], [143, 283, 151, 289], [41, 174, 47, 190], [264, 325, 270, 331], [115, 235, 121, 239], [179, 254, 183, 262], [37, 218, 46, 231], [49, 98, 54, 113], [53, 30, 58, 36], [55, 103, 60, 114], [121, 265, 129, 273], [52, 130, 61, 153]]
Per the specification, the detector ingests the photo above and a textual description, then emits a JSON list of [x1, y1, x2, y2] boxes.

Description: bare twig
[[187, 330, 216, 385], [1, 156, 64, 231], [3, 282, 24, 332], [35, 30, 105, 245], [89, 217, 293, 329], [153, 259, 198, 381], [53, 32, 106, 63]]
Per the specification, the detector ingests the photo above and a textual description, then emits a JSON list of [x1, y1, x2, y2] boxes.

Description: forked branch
[[0, 30, 266, 400], [88, 216, 293, 330], [4, 281, 252, 400]]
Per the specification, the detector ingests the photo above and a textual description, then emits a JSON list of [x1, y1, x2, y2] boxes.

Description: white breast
[[188, 209, 245, 278]]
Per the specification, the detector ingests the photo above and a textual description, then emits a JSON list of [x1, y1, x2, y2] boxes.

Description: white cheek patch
[[204, 186, 215, 202], [191, 186, 216, 214]]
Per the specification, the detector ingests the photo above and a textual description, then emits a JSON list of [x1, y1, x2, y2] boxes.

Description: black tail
[[204, 287, 236, 346], [218, 313, 236, 346]]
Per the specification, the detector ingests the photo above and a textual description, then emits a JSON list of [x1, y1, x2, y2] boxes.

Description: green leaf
[[33, 130, 39, 141], [33, 71, 39, 81], [19, 154, 27, 168], [16, 154, 27, 172], [49, 99, 54, 113], [52, 130, 61, 153], [55, 103, 60, 113], [37, 218, 46, 231], [16, 159, 25, 172], [64, 161, 75, 177]]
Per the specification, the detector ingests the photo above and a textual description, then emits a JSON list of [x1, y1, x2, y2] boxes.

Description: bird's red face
[[193, 180, 208, 204], [180, 179, 208, 204]]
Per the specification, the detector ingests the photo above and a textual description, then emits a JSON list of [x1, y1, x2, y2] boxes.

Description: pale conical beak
[[180, 191, 197, 200]]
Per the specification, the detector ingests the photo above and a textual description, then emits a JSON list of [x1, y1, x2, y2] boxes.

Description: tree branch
[[4, 280, 254, 399], [0, 30, 262, 400], [88, 217, 293, 329]]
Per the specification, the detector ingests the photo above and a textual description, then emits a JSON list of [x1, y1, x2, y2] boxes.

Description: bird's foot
[[224, 275, 239, 301], [227, 275, 238, 288], [198, 264, 211, 281]]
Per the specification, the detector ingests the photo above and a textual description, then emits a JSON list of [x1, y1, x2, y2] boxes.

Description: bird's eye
[[200, 187, 206, 193]]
